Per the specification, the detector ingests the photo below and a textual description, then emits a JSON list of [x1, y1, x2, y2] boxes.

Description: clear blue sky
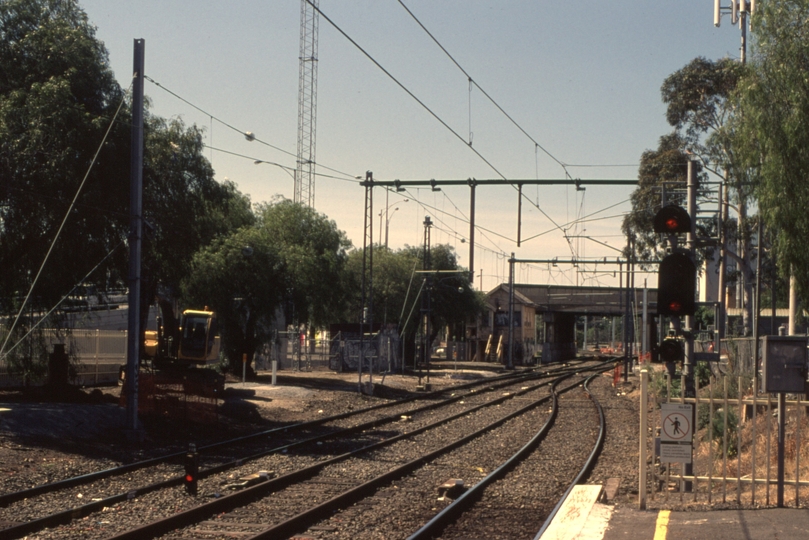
[[80, 1, 743, 292]]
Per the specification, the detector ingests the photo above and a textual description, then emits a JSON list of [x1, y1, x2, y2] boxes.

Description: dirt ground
[[0, 364, 501, 467]]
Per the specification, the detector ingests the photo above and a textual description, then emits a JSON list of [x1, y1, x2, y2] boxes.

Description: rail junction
[[0, 357, 628, 540]]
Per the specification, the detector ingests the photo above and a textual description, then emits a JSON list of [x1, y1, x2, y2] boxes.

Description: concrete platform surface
[[602, 506, 809, 540]]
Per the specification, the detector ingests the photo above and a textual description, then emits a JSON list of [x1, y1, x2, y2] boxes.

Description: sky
[[79, 0, 745, 293]]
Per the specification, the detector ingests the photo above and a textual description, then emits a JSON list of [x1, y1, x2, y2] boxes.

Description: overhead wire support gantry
[[359, 176, 638, 287]]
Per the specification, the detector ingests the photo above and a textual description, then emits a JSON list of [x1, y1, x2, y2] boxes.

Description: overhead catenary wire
[[145, 75, 359, 182], [306, 0, 508, 181], [396, 0, 570, 175]]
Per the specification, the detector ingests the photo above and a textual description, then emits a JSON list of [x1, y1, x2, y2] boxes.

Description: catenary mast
[[296, 0, 319, 208]]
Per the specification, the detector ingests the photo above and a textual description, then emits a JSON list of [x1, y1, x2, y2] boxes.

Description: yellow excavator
[[119, 306, 223, 393], [145, 308, 221, 370]]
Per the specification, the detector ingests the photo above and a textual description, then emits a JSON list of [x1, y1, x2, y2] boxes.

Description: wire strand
[[0, 84, 131, 358]]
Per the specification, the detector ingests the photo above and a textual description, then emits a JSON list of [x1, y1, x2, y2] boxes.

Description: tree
[[345, 244, 484, 365], [182, 226, 285, 375], [735, 0, 809, 304], [622, 133, 694, 265], [0, 0, 129, 312], [0, 0, 255, 379], [140, 115, 254, 337], [626, 56, 762, 335], [257, 199, 351, 333]]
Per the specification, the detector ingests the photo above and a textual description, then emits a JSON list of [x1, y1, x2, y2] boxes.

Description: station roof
[[487, 283, 658, 316]]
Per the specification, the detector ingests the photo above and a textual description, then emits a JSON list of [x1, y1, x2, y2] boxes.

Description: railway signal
[[184, 444, 199, 496], [654, 204, 696, 317], [653, 204, 692, 235], [659, 338, 684, 363], [657, 253, 696, 316]]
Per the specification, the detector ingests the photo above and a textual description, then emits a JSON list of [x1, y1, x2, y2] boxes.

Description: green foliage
[[697, 403, 739, 457], [344, 243, 483, 365], [622, 133, 693, 266], [0, 0, 253, 338], [255, 199, 351, 329], [0, 0, 129, 310], [182, 226, 285, 370], [693, 361, 711, 389], [661, 57, 743, 162], [735, 0, 809, 302], [0, 326, 49, 384], [141, 115, 255, 308], [649, 368, 681, 402], [183, 200, 351, 370]]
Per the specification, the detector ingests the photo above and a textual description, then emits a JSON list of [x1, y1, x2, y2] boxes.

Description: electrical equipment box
[[760, 336, 808, 393]]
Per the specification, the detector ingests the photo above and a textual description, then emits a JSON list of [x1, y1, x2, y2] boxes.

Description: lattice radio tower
[[295, 0, 319, 208]]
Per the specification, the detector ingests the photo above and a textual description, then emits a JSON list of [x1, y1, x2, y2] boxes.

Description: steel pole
[[125, 39, 145, 438]]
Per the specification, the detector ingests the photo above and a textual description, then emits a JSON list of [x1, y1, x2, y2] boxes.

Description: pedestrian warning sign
[[660, 403, 693, 464], [661, 403, 692, 442]]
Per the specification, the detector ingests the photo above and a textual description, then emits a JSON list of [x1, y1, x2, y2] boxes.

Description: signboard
[[660, 403, 693, 464]]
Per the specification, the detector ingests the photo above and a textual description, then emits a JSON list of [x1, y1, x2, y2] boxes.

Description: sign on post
[[660, 403, 693, 464]]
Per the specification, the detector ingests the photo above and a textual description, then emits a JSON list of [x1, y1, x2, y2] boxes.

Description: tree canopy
[[181, 199, 351, 371], [256, 199, 352, 331], [0, 0, 255, 376], [345, 244, 483, 363], [182, 226, 285, 372], [0, 0, 129, 311], [736, 0, 809, 301]]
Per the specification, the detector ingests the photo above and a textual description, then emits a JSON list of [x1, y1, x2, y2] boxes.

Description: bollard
[[242, 353, 247, 383], [272, 360, 277, 386]]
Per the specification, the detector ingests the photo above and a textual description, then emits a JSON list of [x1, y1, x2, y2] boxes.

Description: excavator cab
[[178, 310, 220, 365]]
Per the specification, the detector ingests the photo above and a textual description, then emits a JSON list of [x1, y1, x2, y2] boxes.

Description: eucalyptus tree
[[735, 0, 809, 304], [624, 57, 760, 334], [0, 0, 255, 379], [0, 0, 129, 313], [257, 198, 352, 335]]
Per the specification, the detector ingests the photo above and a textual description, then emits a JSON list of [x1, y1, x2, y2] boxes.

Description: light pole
[[378, 189, 408, 248], [385, 206, 402, 248]]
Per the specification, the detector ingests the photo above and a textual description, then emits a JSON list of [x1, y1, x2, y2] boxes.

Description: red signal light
[[184, 445, 199, 496], [653, 205, 691, 234], [657, 252, 696, 316]]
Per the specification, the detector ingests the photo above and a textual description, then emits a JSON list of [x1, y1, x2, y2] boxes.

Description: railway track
[[408, 371, 607, 540], [0, 361, 603, 539]]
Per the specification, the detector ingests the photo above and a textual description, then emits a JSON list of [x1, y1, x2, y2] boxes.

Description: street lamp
[[379, 190, 408, 248], [254, 160, 296, 182]]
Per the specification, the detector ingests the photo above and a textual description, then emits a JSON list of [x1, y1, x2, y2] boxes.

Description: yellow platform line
[[653, 510, 671, 540]]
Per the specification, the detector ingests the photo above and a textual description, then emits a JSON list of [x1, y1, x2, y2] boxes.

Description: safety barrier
[[639, 368, 809, 508]]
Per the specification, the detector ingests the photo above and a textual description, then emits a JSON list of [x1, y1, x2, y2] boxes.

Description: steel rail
[[0, 366, 536, 508], [246, 367, 607, 540], [533, 371, 608, 540], [1, 370, 550, 539], [104, 364, 607, 540], [405, 363, 613, 540]]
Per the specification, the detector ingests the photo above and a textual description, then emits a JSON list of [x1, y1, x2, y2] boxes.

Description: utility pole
[[125, 39, 145, 440], [507, 253, 515, 369], [419, 216, 433, 389]]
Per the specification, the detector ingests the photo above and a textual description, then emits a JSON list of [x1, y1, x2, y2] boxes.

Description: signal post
[[653, 159, 698, 491]]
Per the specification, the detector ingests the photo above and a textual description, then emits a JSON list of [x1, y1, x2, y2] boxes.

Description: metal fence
[[328, 333, 402, 373], [639, 369, 809, 508], [0, 329, 127, 388]]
